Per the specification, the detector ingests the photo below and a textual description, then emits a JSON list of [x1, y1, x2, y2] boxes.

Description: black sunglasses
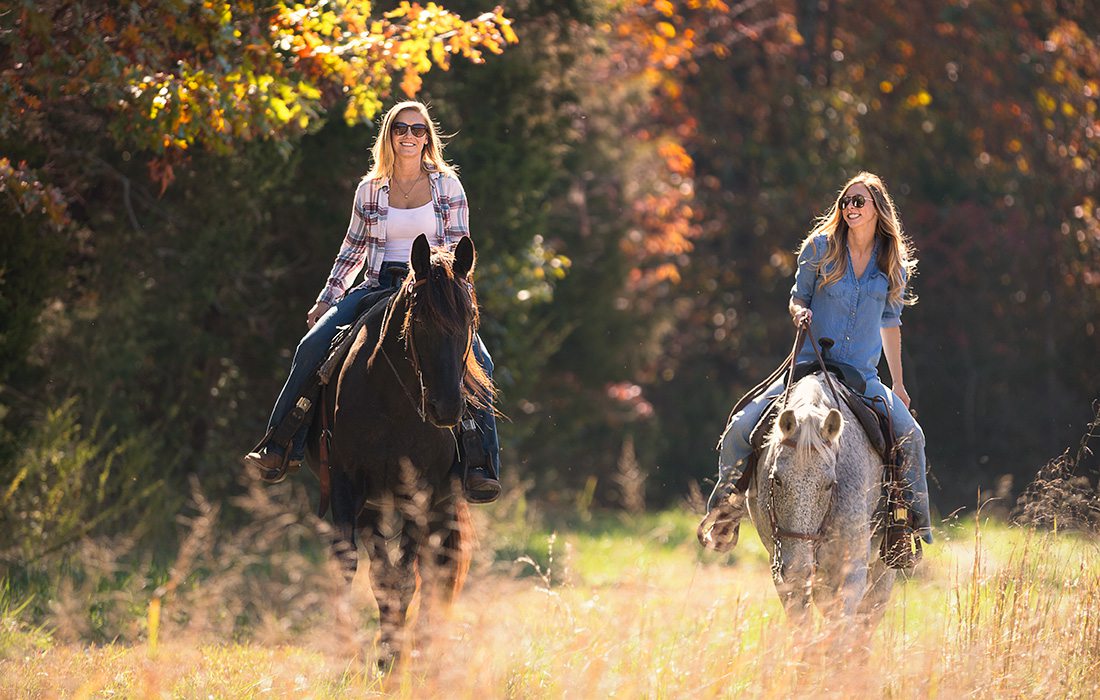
[[392, 121, 429, 138], [839, 194, 868, 209]]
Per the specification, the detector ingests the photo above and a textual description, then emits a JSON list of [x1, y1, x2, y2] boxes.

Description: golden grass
[[3, 499, 1099, 699]]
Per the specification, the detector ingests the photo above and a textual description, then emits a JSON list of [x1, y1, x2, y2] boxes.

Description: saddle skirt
[[317, 287, 398, 386]]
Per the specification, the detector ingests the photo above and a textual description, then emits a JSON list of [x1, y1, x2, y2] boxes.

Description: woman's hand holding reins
[[307, 301, 331, 329], [791, 305, 812, 328]]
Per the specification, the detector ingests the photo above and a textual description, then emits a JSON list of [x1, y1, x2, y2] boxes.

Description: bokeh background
[[3, 0, 1098, 555]]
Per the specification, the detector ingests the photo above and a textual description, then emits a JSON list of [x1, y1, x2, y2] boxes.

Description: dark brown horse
[[307, 233, 491, 662]]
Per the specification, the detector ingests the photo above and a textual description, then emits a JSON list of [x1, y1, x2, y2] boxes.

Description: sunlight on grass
[[2, 506, 1098, 698]]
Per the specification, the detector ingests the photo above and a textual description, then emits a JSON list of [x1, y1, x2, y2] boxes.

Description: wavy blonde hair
[[798, 172, 917, 306], [366, 101, 458, 182]]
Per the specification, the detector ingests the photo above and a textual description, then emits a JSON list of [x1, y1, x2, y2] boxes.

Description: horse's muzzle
[[425, 396, 465, 428]]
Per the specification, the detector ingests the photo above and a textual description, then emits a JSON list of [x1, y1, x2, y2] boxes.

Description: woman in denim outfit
[[243, 100, 502, 503], [710, 172, 931, 544]]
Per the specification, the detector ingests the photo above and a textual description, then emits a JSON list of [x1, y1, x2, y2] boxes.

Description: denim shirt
[[790, 233, 904, 381]]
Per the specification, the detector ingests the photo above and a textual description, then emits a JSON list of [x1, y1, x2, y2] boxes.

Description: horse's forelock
[[399, 250, 495, 407], [401, 252, 478, 336], [767, 377, 835, 462]]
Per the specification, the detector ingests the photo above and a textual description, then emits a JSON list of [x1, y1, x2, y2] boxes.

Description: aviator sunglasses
[[839, 193, 869, 209], [392, 121, 429, 138]]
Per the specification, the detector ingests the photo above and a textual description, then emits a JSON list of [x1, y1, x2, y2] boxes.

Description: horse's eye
[[772, 476, 782, 489]]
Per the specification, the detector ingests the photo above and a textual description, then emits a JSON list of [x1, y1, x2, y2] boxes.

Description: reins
[[376, 274, 478, 423], [377, 277, 431, 422], [764, 319, 842, 578]]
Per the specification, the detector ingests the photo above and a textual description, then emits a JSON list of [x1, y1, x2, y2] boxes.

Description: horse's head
[[762, 377, 844, 608], [401, 234, 493, 428]]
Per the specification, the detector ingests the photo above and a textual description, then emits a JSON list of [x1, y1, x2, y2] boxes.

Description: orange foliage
[[2, 0, 516, 202]]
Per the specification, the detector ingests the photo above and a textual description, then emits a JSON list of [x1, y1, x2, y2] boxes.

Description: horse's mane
[[765, 375, 835, 462], [398, 249, 496, 409]]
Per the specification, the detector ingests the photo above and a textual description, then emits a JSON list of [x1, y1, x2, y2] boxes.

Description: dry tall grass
[[2, 475, 1099, 698]]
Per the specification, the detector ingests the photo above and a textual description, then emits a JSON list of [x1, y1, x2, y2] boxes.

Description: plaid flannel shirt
[[317, 169, 470, 306]]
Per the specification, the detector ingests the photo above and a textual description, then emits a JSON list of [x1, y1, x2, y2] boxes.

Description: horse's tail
[[443, 498, 476, 601]]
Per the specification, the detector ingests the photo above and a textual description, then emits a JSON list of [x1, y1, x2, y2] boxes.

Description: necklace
[[392, 172, 424, 200]]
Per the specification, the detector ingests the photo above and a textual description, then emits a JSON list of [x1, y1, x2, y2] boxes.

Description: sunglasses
[[392, 121, 429, 138], [839, 194, 869, 209]]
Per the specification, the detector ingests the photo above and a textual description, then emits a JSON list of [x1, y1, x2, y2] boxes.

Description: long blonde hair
[[366, 101, 458, 182], [798, 172, 918, 306]]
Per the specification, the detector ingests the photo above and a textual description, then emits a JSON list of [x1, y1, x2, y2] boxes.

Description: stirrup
[[697, 489, 744, 552], [242, 448, 301, 484], [880, 501, 923, 569]]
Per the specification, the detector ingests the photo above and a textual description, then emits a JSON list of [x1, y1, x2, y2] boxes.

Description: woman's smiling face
[[391, 107, 429, 159], [840, 182, 879, 233]]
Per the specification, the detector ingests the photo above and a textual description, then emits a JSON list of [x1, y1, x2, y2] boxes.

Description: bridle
[[765, 320, 842, 581], [376, 274, 475, 424]]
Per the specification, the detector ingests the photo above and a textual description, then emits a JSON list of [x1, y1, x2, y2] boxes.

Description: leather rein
[[764, 321, 843, 576], [315, 274, 472, 519], [377, 276, 475, 424]]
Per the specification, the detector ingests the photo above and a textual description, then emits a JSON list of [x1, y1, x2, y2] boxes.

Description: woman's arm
[[444, 176, 470, 242], [316, 180, 375, 309], [880, 325, 911, 408]]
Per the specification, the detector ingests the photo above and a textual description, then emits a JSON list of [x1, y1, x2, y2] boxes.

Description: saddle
[[747, 363, 888, 459], [318, 287, 397, 386], [707, 327, 921, 568]]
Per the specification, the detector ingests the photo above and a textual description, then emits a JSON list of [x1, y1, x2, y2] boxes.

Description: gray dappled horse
[[747, 373, 895, 628]]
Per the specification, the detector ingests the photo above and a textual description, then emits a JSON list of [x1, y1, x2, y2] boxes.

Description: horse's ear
[[411, 234, 431, 280], [778, 409, 797, 439], [454, 236, 475, 279], [822, 408, 843, 443]]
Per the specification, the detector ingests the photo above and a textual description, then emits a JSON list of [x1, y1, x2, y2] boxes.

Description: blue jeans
[[266, 266, 500, 477], [717, 375, 931, 543]]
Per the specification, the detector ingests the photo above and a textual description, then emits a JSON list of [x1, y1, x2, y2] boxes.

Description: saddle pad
[[317, 288, 397, 386]]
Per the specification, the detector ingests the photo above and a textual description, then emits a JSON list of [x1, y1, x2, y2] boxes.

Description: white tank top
[[384, 201, 435, 263]]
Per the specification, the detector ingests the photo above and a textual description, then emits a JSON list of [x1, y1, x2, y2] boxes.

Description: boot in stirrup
[[697, 473, 746, 552], [242, 445, 301, 484], [457, 418, 501, 504]]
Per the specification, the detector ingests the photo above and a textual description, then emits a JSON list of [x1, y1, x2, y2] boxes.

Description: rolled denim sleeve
[[790, 235, 823, 304], [881, 269, 907, 328], [881, 296, 903, 328]]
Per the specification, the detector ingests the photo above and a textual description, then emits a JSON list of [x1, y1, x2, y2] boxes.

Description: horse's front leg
[[329, 469, 363, 583], [815, 536, 870, 619], [368, 509, 423, 668], [856, 546, 895, 628]]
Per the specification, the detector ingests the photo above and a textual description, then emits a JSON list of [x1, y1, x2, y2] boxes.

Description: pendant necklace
[[393, 173, 424, 201]]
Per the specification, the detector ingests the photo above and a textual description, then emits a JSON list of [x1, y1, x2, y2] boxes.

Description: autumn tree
[[0, 0, 515, 546]]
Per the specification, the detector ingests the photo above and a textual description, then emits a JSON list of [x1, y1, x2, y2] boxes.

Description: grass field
[[3, 483, 1099, 698]]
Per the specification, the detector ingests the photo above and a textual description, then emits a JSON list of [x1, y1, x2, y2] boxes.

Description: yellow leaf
[[269, 97, 292, 122]]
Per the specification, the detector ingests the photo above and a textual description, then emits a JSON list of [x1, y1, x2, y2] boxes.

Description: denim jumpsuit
[[717, 233, 931, 542]]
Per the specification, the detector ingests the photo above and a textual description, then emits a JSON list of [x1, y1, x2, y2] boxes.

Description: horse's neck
[[833, 400, 882, 522], [364, 293, 420, 400]]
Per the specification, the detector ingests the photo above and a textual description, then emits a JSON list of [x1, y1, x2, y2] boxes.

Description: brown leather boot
[[241, 447, 301, 484], [464, 466, 501, 504], [697, 489, 746, 552]]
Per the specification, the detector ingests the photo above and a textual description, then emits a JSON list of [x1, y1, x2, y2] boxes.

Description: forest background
[[2, 0, 1099, 559]]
